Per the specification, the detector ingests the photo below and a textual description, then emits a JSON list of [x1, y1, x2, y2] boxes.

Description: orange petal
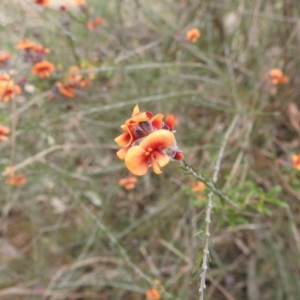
[[127, 112, 150, 126], [150, 150, 169, 174], [125, 146, 149, 176], [115, 132, 131, 147], [116, 147, 130, 160], [132, 105, 140, 116], [165, 114, 178, 131], [151, 113, 164, 130], [139, 130, 175, 151]]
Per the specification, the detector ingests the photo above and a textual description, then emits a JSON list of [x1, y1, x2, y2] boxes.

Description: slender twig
[[179, 161, 239, 209], [198, 114, 239, 299]]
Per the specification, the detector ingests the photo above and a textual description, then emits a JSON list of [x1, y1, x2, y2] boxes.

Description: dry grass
[[0, 0, 300, 299]]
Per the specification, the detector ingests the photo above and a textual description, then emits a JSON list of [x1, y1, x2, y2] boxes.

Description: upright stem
[[199, 114, 239, 299]]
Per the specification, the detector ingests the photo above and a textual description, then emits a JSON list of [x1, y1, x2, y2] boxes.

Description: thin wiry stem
[[179, 161, 239, 209], [194, 114, 239, 299]]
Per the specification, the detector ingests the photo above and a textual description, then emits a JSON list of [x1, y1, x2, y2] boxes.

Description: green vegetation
[[0, 1, 300, 299]]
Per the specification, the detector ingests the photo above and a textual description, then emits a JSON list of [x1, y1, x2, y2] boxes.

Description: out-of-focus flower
[[4, 166, 26, 186], [33, 0, 50, 6], [94, 17, 102, 25], [33, 44, 50, 54], [292, 153, 300, 170], [86, 21, 94, 30], [6, 174, 26, 186], [119, 176, 138, 190], [16, 39, 37, 51], [0, 125, 10, 141], [86, 17, 103, 30], [32, 60, 55, 78], [53, 66, 92, 98], [186, 28, 201, 43], [269, 69, 289, 85], [125, 130, 175, 176], [74, 0, 86, 6], [67, 66, 90, 87], [191, 181, 206, 200], [146, 287, 160, 300], [191, 181, 206, 192], [0, 75, 21, 102], [0, 53, 12, 64], [16, 39, 50, 57], [55, 82, 75, 98]]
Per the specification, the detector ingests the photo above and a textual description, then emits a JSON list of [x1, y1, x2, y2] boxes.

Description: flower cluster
[[4, 167, 26, 186], [53, 66, 93, 98], [16, 39, 54, 78], [115, 105, 183, 176], [268, 69, 289, 85], [86, 17, 103, 30]]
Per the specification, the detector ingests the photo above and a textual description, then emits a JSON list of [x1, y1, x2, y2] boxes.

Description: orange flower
[[16, 39, 50, 54], [6, 174, 26, 186], [86, 21, 94, 30], [269, 69, 289, 85], [55, 82, 75, 98], [0, 53, 11, 64], [74, 0, 86, 5], [33, 44, 50, 54], [191, 181, 206, 192], [115, 106, 183, 171], [94, 17, 102, 25], [0, 125, 9, 141], [54, 66, 91, 98], [87, 17, 103, 30], [146, 288, 160, 300], [33, 0, 50, 6], [32, 60, 55, 78], [16, 39, 37, 51], [124, 130, 175, 176], [0, 76, 21, 102], [119, 176, 138, 190], [67, 66, 90, 87], [292, 153, 300, 170], [186, 28, 201, 43]]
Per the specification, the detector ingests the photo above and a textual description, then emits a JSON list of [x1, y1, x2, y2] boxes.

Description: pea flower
[[119, 176, 137, 190], [115, 105, 183, 176], [32, 60, 55, 78], [146, 287, 160, 300], [0, 75, 21, 102], [0, 53, 11, 65], [269, 69, 289, 85], [292, 153, 300, 170], [186, 28, 201, 43]]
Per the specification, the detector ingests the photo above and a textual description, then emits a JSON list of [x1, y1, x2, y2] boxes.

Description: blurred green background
[[0, 0, 300, 299]]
